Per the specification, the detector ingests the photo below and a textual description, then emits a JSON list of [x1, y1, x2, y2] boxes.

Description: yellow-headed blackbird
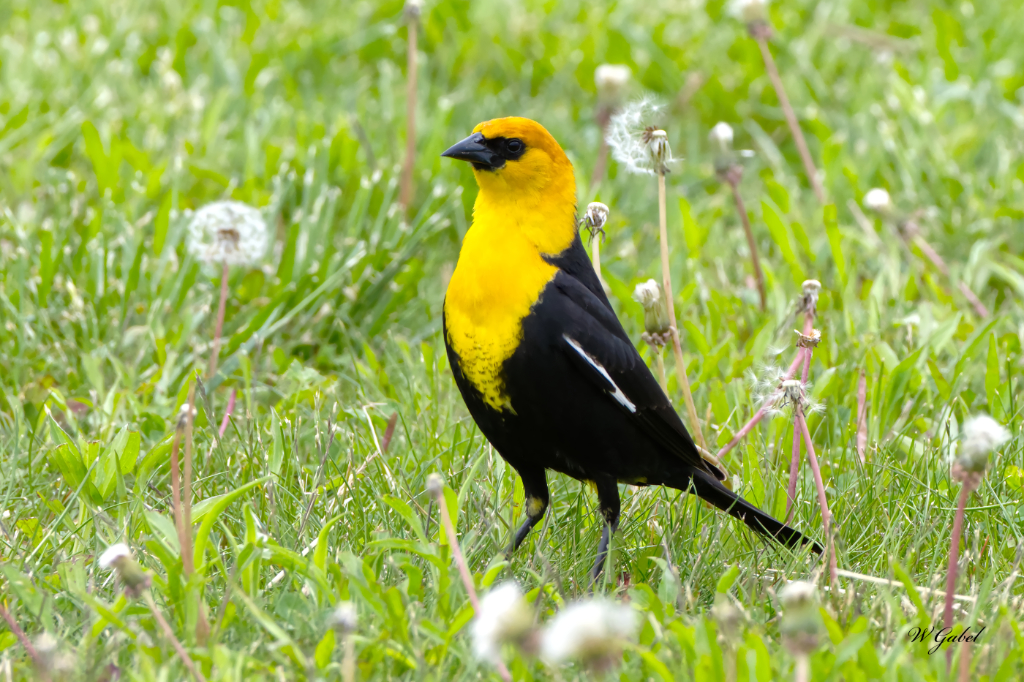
[[441, 117, 820, 580]]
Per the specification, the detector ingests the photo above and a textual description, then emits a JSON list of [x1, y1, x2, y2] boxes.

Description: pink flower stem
[[0, 604, 48, 682], [784, 392, 804, 524], [944, 483, 971, 644], [143, 591, 207, 682], [784, 301, 816, 520], [753, 32, 825, 205], [208, 260, 229, 379], [717, 350, 806, 460], [218, 389, 237, 438], [796, 404, 837, 587], [855, 370, 867, 464], [433, 488, 511, 682], [725, 170, 767, 311]]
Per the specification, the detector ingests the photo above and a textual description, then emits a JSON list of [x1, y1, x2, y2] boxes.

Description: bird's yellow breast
[[444, 224, 558, 412]]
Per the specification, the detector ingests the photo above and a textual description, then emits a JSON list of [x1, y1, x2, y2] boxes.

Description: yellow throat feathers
[[444, 118, 578, 411]]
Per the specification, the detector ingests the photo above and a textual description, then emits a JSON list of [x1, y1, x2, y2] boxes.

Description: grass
[[1, 0, 1023, 679]]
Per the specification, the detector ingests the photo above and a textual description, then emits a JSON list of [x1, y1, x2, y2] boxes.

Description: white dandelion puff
[[955, 415, 1011, 473], [582, 202, 610, 233], [606, 98, 677, 175], [863, 188, 891, 212], [632, 279, 661, 308], [186, 201, 268, 267], [472, 582, 535, 663], [778, 580, 821, 655], [803, 398, 826, 416], [540, 599, 637, 667], [730, 0, 769, 23], [98, 543, 151, 597], [779, 580, 818, 610], [328, 601, 358, 635], [709, 122, 734, 153], [751, 365, 805, 418], [595, 64, 631, 105], [633, 279, 670, 337], [98, 543, 131, 569], [426, 472, 444, 498]]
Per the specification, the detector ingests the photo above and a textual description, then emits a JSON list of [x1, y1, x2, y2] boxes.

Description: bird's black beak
[[441, 132, 504, 170]]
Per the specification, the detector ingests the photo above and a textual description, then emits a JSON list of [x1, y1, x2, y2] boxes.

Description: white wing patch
[[563, 335, 637, 413]]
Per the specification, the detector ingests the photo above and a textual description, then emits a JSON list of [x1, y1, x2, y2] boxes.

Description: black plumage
[[444, 232, 821, 580]]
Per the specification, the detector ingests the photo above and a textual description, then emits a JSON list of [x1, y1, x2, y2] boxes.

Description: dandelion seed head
[[541, 599, 637, 667], [186, 201, 268, 267], [863, 188, 891, 212], [779, 580, 817, 610], [99, 543, 151, 597], [804, 398, 825, 416], [955, 414, 1010, 473], [802, 279, 821, 295], [633, 279, 670, 336], [730, 0, 769, 23], [606, 98, 676, 175], [594, 64, 631, 105], [426, 472, 444, 498], [709, 122, 734, 153], [328, 601, 358, 634], [582, 202, 610, 232], [472, 582, 535, 663], [781, 379, 804, 404], [752, 363, 786, 389], [632, 279, 661, 308], [779, 580, 821, 653], [404, 0, 423, 20], [99, 543, 131, 569]]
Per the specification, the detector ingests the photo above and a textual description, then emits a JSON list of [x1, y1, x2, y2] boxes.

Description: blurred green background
[[1, 0, 1023, 679]]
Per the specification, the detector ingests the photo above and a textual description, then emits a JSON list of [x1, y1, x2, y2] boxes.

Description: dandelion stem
[[902, 222, 988, 318], [795, 404, 838, 587], [169, 423, 185, 562], [957, 281, 990, 319], [182, 380, 197, 576], [399, 9, 418, 214], [342, 634, 356, 682], [591, 231, 603, 284], [855, 370, 867, 464], [592, 135, 610, 192], [956, 638, 972, 681], [591, 104, 613, 191], [716, 351, 805, 460], [658, 172, 707, 452], [785, 294, 817, 519], [0, 604, 48, 681], [218, 388, 237, 438], [943, 483, 971, 633], [143, 591, 207, 682], [752, 32, 825, 205], [655, 350, 668, 394], [784, 360, 805, 525], [725, 172, 766, 311], [795, 654, 810, 682], [207, 260, 229, 379], [432, 484, 511, 682], [782, 305, 815, 518], [436, 494, 478, 611]]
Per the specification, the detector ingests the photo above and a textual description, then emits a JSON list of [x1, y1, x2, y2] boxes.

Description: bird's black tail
[[683, 470, 823, 554]]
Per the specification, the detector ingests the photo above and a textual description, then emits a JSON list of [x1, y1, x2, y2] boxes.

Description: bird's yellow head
[[441, 117, 576, 254]]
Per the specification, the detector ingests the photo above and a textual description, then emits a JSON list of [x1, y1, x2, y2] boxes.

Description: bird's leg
[[507, 467, 549, 557], [590, 477, 621, 585]]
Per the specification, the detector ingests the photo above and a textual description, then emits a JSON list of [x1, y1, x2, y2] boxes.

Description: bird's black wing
[[548, 271, 725, 480]]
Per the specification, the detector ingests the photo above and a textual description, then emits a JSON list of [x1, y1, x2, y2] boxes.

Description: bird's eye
[[506, 139, 524, 154]]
